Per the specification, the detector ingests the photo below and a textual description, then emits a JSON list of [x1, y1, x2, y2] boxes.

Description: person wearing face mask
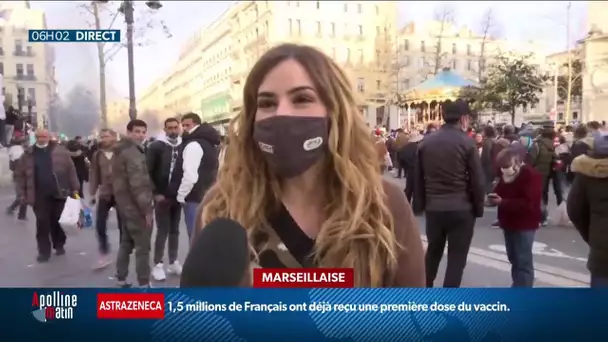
[[89, 128, 121, 269], [176, 112, 221, 241], [413, 100, 485, 288], [488, 148, 542, 287], [14, 129, 80, 263], [112, 119, 155, 288], [194, 43, 425, 287], [147, 117, 184, 281]]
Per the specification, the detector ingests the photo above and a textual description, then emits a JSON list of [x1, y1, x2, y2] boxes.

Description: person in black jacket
[[413, 100, 485, 288], [66, 136, 89, 198], [147, 117, 184, 281], [398, 131, 423, 203], [176, 113, 221, 240]]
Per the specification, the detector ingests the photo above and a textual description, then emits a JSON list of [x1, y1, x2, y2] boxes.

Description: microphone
[[180, 218, 251, 287]]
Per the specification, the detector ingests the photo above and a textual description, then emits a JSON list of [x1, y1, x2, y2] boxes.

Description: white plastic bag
[[548, 201, 573, 227], [59, 197, 83, 234]]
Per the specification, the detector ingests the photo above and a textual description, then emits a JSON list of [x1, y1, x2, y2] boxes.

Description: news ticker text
[[97, 292, 510, 319], [28, 30, 121, 43]]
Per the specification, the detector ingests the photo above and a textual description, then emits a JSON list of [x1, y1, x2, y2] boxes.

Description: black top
[[258, 204, 315, 268], [33, 146, 56, 197]]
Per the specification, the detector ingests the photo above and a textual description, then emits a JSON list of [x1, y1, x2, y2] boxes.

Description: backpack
[[530, 139, 554, 174]]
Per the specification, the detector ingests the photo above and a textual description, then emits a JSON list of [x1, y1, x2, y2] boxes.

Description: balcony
[[14, 74, 37, 81]]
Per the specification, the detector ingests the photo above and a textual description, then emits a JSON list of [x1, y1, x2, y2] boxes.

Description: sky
[[28, 1, 588, 100]]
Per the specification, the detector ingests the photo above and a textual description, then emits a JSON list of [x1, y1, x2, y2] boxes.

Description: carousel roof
[[409, 68, 477, 93]]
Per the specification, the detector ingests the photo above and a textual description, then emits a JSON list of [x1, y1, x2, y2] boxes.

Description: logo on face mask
[[303, 137, 323, 151], [258, 142, 274, 154]]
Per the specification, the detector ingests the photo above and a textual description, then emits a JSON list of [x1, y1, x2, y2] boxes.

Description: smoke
[[54, 84, 100, 137]]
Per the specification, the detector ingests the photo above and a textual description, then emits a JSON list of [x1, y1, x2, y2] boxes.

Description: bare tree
[[477, 8, 500, 81], [79, 2, 171, 126], [428, 5, 455, 76]]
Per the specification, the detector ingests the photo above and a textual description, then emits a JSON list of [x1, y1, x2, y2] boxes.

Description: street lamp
[[99, 0, 163, 120]]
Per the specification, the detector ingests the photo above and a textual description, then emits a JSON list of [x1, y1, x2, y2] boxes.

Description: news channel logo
[[31, 291, 78, 323], [28, 29, 121, 43]]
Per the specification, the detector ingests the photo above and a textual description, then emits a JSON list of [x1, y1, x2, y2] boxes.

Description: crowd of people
[[4, 42, 607, 289], [7, 112, 223, 288], [377, 116, 607, 287]]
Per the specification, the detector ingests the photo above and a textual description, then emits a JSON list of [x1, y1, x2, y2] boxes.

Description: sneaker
[[55, 247, 65, 256], [540, 221, 548, 227], [152, 263, 166, 281], [167, 261, 183, 276], [94, 255, 112, 270], [491, 221, 500, 228], [117, 279, 132, 288]]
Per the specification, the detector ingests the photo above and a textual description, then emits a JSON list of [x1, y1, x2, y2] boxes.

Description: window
[[296, 19, 301, 35], [452, 43, 457, 54], [376, 80, 381, 90], [28, 88, 36, 105], [558, 112, 564, 121], [403, 56, 410, 66], [358, 25, 363, 36], [26, 64, 34, 75], [467, 59, 472, 71], [331, 23, 336, 36], [452, 59, 457, 70], [403, 79, 410, 89], [419, 57, 426, 68], [0, 62, 3, 75], [357, 3, 362, 13], [375, 5, 379, 15], [343, 3, 348, 12], [15, 39, 23, 52], [375, 49, 380, 65], [404, 39, 409, 51], [420, 41, 425, 52], [316, 1, 320, 9], [295, 1, 299, 7], [288, 19, 292, 35], [357, 78, 365, 92], [16, 63, 23, 76], [466, 44, 472, 56], [358, 49, 364, 64], [480, 59, 486, 71], [316, 21, 321, 35], [573, 111, 579, 120]]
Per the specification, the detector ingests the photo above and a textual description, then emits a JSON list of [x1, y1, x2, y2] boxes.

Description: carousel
[[394, 67, 478, 128]]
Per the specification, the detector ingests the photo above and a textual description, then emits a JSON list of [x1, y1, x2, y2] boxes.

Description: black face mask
[[253, 116, 328, 178]]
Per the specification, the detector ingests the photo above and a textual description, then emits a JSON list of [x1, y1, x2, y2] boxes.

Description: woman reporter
[[197, 44, 425, 287]]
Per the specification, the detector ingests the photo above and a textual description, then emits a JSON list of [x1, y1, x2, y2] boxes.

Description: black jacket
[[567, 154, 608, 276], [413, 125, 485, 217], [147, 134, 183, 198], [176, 123, 221, 203]]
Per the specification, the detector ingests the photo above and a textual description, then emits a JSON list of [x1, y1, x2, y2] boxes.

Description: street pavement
[[0, 176, 590, 288]]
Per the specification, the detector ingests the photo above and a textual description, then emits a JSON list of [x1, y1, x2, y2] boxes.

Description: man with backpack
[[529, 125, 564, 226]]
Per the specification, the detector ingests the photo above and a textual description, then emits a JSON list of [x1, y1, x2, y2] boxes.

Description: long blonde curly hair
[[201, 44, 400, 287]]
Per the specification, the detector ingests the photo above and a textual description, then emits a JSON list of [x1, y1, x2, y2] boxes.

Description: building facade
[[580, 1, 608, 124], [138, 1, 398, 128], [0, 2, 56, 128], [392, 21, 548, 127]]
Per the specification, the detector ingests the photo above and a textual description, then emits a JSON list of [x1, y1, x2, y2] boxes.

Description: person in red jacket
[[487, 147, 543, 287]]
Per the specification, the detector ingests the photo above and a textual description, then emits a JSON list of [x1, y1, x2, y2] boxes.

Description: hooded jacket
[[146, 133, 182, 198], [112, 137, 154, 220], [567, 154, 608, 277], [176, 123, 221, 203]]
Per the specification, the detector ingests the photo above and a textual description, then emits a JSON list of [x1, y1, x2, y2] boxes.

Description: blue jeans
[[183, 202, 199, 241], [590, 275, 608, 288], [503, 230, 536, 287]]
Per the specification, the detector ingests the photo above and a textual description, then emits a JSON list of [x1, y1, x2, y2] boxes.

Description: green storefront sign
[[201, 93, 232, 123]]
